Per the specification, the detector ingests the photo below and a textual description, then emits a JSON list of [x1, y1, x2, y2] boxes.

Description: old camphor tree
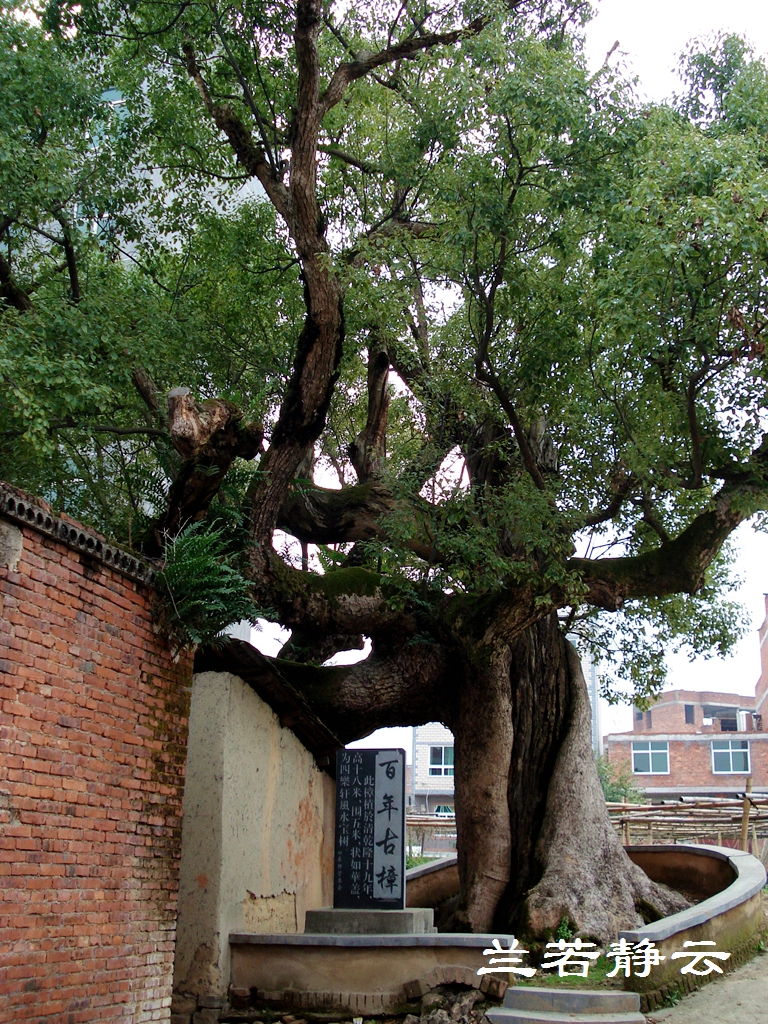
[[3, 2, 768, 937]]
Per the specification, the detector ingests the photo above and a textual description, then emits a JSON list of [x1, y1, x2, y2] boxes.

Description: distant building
[[411, 722, 455, 815], [604, 596, 768, 796]]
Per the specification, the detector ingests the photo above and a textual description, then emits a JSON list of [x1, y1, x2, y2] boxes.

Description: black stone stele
[[333, 748, 406, 910]]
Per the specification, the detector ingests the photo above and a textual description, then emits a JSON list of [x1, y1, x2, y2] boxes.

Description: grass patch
[[516, 954, 625, 990], [406, 855, 437, 870]]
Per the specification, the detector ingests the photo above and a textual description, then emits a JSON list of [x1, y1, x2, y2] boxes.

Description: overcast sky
[[260, 2, 768, 752], [583, 0, 768, 101]]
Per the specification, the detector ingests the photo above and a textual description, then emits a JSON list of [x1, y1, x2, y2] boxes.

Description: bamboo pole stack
[[608, 793, 768, 860]]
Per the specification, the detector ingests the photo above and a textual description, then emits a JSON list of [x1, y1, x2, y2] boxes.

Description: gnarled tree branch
[[0, 250, 33, 312], [273, 636, 453, 741], [55, 215, 80, 303], [144, 387, 263, 554], [583, 469, 634, 527], [348, 340, 390, 481], [319, 16, 488, 116], [182, 42, 292, 219], [569, 479, 767, 610], [278, 626, 365, 666], [252, 554, 424, 643]]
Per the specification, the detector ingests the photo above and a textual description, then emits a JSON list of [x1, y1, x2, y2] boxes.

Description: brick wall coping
[[229, 932, 513, 948], [619, 844, 766, 944], [0, 479, 155, 585]]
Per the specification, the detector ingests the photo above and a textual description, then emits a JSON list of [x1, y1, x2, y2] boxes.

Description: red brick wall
[[605, 734, 768, 791], [0, 491, 192, 1023]]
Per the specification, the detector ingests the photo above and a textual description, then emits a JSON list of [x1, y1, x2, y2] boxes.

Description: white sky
[[583, 0, 768, 102], [252, 1, 768, 751]]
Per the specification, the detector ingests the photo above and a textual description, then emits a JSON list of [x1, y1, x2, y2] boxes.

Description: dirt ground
[[646, 952, 768, 1024]]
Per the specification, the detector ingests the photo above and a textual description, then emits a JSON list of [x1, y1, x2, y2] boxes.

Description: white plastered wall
[[173, 670, 335, 1003]]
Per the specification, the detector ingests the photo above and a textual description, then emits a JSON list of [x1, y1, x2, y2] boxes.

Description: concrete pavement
[[646, 953, 768, 1024]]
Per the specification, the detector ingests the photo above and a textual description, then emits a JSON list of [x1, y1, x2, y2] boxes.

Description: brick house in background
[[410, 722, 455, 814], [604, 596, 768, 797]]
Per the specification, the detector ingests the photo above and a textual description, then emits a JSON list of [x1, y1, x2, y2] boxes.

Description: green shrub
[[596, 754, 645, 803]]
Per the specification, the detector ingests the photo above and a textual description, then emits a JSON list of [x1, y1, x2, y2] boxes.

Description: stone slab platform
[[486, 1012, 645, 1024], [503, 988, 641, 1013], [305, 907, 436, 934], [229, 933, 514, 1011]]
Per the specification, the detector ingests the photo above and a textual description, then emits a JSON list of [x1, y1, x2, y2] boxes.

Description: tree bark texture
[[439, 615, 688, 940], [505, 618, 684, 937], [449, 642, 514, 933]]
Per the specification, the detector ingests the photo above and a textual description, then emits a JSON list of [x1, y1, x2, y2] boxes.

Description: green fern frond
[[154, 521, 257, 650]]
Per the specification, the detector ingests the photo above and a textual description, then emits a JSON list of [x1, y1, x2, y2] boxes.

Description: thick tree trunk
[[501, 614, 572, 926], [515, 631, 687, 941], [445, 615, 688, 942], [281, 604, 688, 941], [450, 643, 514, 932]]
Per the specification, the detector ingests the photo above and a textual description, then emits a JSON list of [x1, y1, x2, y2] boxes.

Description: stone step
[[503, 987, 641, 1014], [486, 1009, 646, 1024]]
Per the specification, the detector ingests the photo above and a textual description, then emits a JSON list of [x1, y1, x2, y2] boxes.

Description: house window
[[635, 711, 644, 722], [429, 745, 454, 776], [712, 740, 750, 774], [645, 710, 653, 728], [684, 704, 695, 725], [632, 741, 669, 774], [720, 718, 738, 732]]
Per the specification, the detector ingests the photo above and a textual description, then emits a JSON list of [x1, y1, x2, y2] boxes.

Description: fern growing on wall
[[154, 521, 257, 650]]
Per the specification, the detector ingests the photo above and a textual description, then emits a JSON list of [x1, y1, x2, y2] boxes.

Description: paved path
[[646, 954, 768, 1024]]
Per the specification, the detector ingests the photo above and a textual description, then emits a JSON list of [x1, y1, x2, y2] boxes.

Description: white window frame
[[631, 740, 669, 775], [711, 739, 750, 774], [429, 745, 454, 776]]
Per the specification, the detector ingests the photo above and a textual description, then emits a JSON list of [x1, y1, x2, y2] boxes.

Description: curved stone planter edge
[[228, 846, 765, 1015], [406, 856, 458, 881], [619, 843, 766, 943], [406, 846, 766, 946]]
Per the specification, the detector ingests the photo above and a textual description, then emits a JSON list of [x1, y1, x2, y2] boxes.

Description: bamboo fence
[[406, 814, 457, 857], [406, 797, 768, 863], [608, 795, 768, 862]]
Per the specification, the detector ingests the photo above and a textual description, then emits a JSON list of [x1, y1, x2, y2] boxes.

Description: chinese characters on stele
[[478, 937, 731, 978], [334, 749, 406, 909]]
